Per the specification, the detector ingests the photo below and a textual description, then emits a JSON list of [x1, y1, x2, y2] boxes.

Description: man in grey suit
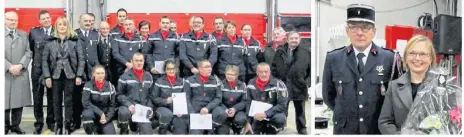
[[322, 4, 401, 134], [5, 11, 33, 134]]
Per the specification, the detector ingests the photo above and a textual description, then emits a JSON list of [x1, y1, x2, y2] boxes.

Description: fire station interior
[[5, 0, 311, 135], [313, 0, 462, 135]]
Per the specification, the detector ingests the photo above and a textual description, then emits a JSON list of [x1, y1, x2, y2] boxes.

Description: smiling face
[[192, 17, 204, 32], [39, 12, 51, 28], [405, 41, 433, 74]]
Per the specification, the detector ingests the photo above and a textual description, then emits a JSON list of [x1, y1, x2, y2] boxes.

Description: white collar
[[80, 28, 89, 35], [354, 43, 372, 57], [43, 26, 52, 32], [6, 28, 15, 33]]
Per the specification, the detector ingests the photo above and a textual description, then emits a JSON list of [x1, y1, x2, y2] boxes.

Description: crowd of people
[[4, 7, 310, 135]]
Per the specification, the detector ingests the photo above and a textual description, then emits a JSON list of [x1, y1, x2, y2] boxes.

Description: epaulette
[[381, 47, 397, 53], [327, 46, 346, 53]]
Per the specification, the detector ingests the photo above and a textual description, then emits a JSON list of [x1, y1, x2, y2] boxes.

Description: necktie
[[9, 31, 14, 39], [45, 29, 49, 36], [84, 31, 88, 37], [103, 38, 107, 44], [357, 53, 366, 73], [288, 48, 293, 62]]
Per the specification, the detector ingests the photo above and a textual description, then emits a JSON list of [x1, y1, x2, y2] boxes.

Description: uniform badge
[[376, 65, 384, 76], [202, 92, 206, 97]]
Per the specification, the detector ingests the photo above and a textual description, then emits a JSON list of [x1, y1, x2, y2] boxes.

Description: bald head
[[99, 21, 110, 37], [5, 11, 18, 30]]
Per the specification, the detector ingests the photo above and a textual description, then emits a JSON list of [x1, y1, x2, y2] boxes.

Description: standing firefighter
[[322, 4, 402, 134]]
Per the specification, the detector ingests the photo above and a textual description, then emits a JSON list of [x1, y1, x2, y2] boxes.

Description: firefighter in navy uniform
[[73, 13, 101, 130], [179, 16, 217, 77], [150, 59, 189, 134], [216, 21, 246, 82], [110, 8, 127, 37], [213, 65, 248, 134], [28, 10, 56, 134], [97, 21, 117, 85], [244, 63, 288, 135], [145, 16, 180, 82], [185, 60, 223, 134], [322, 4, 402, 134], [81, 65, 117, 134], [241, 24, 262, 83], [112, 18, 148, 80], [116, 53, 154, 134], [211, 17, 225, 40]]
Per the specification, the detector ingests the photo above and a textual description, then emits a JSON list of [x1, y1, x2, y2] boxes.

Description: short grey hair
[[225, 65, 239, 75]]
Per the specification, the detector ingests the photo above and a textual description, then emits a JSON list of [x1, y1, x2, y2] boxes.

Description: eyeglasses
[[214, 22, 223, 25], [407, 51, 431, 59], [347, 25, 373, 33], [192, 21, 203, 24]]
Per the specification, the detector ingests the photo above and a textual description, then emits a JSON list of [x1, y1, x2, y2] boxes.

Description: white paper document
[[155, 61, 165, 74], [131, 104, 152, 123], [190, 114, 212, 130], [248, 100, 273, 117], [172, 93, 189, 115]]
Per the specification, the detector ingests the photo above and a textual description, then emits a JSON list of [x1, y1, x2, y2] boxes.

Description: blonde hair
[[403, 34, 437, 70], [52, 16, 77, 38]]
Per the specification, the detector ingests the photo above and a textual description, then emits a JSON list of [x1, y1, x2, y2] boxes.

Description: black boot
[[151, 119, 160, 130], [119, 123, 129, 135], [47, 124, 55, 132], [83, 122, 96, 135], [54, 124, 63, 135], [4, 126, 9, 135], [10, 126, 26, 134], [64, 122, 73, 135], [158, 126, 168, 134], [33, 125, 43, 134]]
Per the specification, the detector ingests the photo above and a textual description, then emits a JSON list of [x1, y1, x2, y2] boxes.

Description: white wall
[[315, 0, 452, 81], [277, 0, 311, 13], [106, 0, 267, 13], [5, 0, 65, 8]]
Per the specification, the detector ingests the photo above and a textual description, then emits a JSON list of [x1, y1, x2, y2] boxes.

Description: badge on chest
[[376, 65, 384, 76]]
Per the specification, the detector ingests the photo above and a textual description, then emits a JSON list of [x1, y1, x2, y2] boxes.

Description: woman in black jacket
[[81, 65, 117, 134], [150, 59, 189, 134], [42, 16, 85, 135]]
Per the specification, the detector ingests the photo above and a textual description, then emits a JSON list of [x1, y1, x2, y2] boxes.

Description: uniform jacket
[[42, 36, 85, 80], [112, 33, 148, 66], [243, 37, 262, 75], [5, 29, 32, 109], [220, 79, 247, 111], [257, 42, 280, 66], [29, 27, 54, 80], [245, 77, 288, 121], [97, 35, 114, 66], [272, 44, 311, 101], [110, 25, 123, 37], [179, 31, 218, 69], [145, 30, 180, 71], [216, 35, 246, 76], [322, 43, 398, 134], [116, 69, 154, 107], [185, 74, 222, 113], [150, 75, 186, 109], [75, 29, 100, 81], [82, 80, 117, 122]]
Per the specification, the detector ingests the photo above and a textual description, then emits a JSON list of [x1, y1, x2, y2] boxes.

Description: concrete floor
[[6, 100, 311, 135]]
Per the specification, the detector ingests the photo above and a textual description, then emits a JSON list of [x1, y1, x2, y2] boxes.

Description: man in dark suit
[[72, 13, 100, 131], [271, 31, 310, 135], [322, 4, 402, 134], [28, 10, 56, 134]]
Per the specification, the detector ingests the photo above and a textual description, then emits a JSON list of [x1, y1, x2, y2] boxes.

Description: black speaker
[[433, 14, 462, 55]]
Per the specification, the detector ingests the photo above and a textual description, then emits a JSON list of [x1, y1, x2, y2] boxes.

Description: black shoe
[[5, 127, 9, 135], [71, 123, 81, 131], [55, 127, 63, 135], [298, 128, 308, 135], [158, 127, 167, 134], [33, 125, 43, 134], [120, 128, 129, 135], [10, 127, 25, 134], [47, 124, 55, 132], [151, 120, 160, 130]]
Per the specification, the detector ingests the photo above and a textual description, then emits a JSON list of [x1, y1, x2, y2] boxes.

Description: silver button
[[86, 48, 88, 49], [359, 105, 363, 108], [359, 118, 364, 122], [359, 91, 363, 95], [86, 60, 88, 62], [359, 78, 363, 82]]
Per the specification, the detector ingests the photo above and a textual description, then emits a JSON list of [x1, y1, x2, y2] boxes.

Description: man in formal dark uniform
[[28, 10, 56, 134], [72, 13, 101, 131], [322, 4, 402, 134], [97, 21, 117, 85], [110, 8, 127, 37], [179, 16, 217, 77]]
